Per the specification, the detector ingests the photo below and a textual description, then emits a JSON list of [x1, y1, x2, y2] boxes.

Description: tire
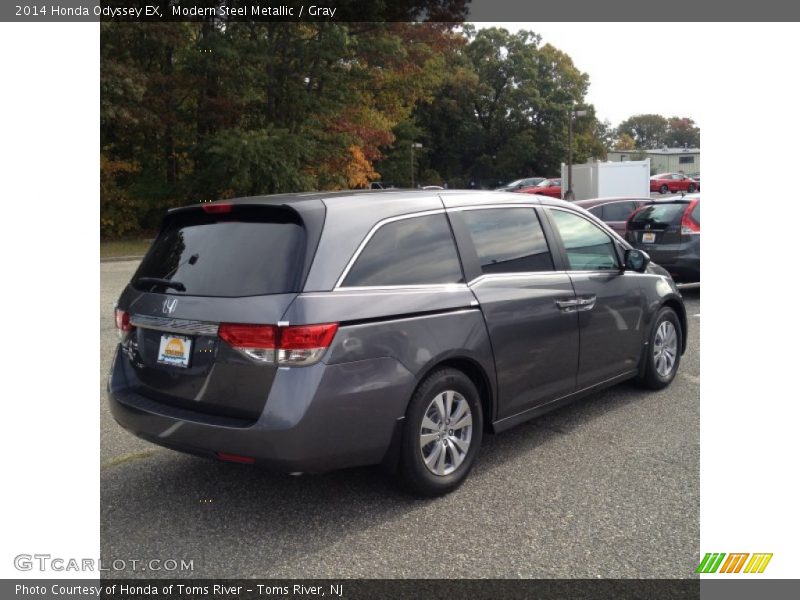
[[638, 307, 682, 390], [659, 184, 668, 194], [687, 184, 696, 193], [398, 368, 483, 496]]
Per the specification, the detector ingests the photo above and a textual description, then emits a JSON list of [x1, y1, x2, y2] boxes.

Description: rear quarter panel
[[282, 290, 497, 418]]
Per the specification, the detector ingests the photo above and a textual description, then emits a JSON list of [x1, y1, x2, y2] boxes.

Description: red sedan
[[650, 173, 699, 194], [517, 178, 562, 198]]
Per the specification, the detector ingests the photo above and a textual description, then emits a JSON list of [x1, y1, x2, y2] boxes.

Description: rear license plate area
[[157, 334, 192, 368], [641, 232, 656, 243]]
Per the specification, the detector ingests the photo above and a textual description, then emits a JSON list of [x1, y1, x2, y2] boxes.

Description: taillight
[[114, 308, 132, 331], [681, 200, 700, 234], [219, 324, 277, 363], [202, 202, 233, 214], [218, 323, 338, 366], [277, 323, 339, 366], [114, 308, 133, 341]]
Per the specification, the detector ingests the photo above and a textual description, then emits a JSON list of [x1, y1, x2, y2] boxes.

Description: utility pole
[[411, 142, 422, 188], [565, 109, 587, 201]]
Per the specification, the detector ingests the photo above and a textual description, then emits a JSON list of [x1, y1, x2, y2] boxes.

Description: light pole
[[565, 109, 587, 201], [411, 142, 422, 188]]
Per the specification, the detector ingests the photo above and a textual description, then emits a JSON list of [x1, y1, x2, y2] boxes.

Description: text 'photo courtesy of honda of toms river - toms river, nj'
[[108, 190, 687, 496]]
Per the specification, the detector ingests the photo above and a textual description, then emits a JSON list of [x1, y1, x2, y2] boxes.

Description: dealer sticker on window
[[157, 334, 192, 368]]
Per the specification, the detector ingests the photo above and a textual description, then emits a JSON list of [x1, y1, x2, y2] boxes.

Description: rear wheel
[[659, 184, 668, 194], [687, 183, 696, 193], [638, 307, 682, 389], [398, 368, 483, 496]]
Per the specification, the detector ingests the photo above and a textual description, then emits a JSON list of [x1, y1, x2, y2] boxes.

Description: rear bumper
[[107, 347, 417, 472]]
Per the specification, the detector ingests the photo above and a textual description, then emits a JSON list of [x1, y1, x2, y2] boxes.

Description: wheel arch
[[661, 296, 688, 354], [414, 355, 496, 433]]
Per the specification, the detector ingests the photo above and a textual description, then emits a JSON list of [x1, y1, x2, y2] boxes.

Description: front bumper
[[108, 348, 416, 472]]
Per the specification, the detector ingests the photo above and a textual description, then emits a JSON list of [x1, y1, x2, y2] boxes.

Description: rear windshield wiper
[[134, 277, 186, 292]]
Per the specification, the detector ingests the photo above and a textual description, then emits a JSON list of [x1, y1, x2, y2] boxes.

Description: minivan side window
[[341, 213, 464, 287], [460, 208, 554, 275], [549, 209, 620, 271]]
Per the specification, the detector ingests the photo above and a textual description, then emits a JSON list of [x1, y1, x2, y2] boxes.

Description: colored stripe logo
[[696, 553, 773, 574]]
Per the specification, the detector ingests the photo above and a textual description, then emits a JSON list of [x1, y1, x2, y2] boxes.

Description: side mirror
[[624, 248, 650, 272]]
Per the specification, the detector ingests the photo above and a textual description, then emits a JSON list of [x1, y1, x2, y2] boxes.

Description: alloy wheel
[[653, 320, 678, 377], [419, 390, 473, 476]]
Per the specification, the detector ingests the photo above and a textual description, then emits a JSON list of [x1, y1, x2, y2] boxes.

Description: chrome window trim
[[334, 209, 455, 290], [447, 202, 541, 211], [129, 314, 219, 336], [302, 285, 469, 298], [468, 271, 570, 286]]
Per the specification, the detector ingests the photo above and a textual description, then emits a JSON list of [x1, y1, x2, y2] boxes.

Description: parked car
[[626, 194, 700, 283], [649, 173, 699, 194], [572, 197, 652, 236], [109, 191, 687, 496], [495, 177, 545, 192], [518, 178, 562, 198], [687, 172, 700, 185], [369, 181, 397, 190]]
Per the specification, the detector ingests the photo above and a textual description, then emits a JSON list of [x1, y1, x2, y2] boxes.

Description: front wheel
[[398, 368, 483, 496], [638, 307, 682, 390], [660, 184, 668, 194]]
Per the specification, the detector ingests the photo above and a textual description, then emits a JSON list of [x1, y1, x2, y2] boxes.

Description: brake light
[[202, 202, 233, 214], [279, 324, 339, 350], [218, 323, 338, 366], [115, 308, 132, 331], [219, 324, 277, 363], [219, 324, 277, 348], [277, 323, 339, 366], [681, 200, 700, 234]]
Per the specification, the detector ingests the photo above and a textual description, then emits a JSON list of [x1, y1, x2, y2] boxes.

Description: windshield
[[133, 206, 307, 297]]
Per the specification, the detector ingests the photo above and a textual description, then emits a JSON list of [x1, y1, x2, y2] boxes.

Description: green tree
[[409, 27, 604, 187], [617, 113, 669, 149]]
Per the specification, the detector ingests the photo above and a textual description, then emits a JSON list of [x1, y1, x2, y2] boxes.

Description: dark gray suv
[[109, 190, 687, 496]]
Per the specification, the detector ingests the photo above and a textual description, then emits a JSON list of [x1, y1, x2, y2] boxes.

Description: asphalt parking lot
[[101, 260, 700, 579]]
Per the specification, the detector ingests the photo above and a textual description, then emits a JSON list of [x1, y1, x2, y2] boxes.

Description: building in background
[[607, 147, 700, 175]]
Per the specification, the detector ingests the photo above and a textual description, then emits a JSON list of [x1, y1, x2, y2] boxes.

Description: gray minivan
[[109, 190, 687, 496]]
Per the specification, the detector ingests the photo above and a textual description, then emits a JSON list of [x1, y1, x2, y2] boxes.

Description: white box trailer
[[561, 159, 650, 200]]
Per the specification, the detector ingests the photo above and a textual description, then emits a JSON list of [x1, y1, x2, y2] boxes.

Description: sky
[[476, 23, 702, 128]]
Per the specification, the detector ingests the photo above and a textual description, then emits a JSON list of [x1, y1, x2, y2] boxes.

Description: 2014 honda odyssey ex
[[109, 190, 687, 496]]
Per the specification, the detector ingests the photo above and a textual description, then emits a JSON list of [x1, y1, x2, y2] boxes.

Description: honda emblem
[[162, 297, 178, 315]]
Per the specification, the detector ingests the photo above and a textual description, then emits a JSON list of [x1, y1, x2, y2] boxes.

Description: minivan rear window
[[133, 206, 306, 297], [629, 203, 687, 228]]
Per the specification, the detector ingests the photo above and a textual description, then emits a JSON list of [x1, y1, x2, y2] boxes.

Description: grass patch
[[101, 239, 153, 259]]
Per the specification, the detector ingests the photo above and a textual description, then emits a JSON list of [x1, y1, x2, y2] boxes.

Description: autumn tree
[[665, 117, 700, 148]]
